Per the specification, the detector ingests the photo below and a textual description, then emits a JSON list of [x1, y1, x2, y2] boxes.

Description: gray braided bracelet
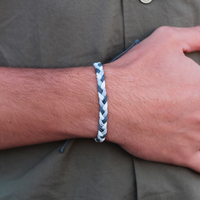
[[93, 62, 108, 142]]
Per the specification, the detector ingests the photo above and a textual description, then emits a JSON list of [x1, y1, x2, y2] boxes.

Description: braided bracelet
[[93, 62, 108, 142], [93, 40, 140, 143], [59, 40, 140, 152]]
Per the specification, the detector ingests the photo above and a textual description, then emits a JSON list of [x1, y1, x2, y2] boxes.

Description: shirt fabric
[[1, 1, 200, 200]]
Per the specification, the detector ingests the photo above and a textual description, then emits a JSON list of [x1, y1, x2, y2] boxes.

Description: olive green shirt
[[0, 1, 200, 199]]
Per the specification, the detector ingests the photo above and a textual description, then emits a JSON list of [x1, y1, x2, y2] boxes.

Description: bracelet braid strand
[[93, 62, 108, 142]]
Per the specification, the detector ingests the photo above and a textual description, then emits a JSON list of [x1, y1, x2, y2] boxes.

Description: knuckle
[[156, 26, 172, 33], [193, 26, 200, 35], [156, 26, 175, 36], [155, 26, 180, 45], [193, 26, 200, 44]]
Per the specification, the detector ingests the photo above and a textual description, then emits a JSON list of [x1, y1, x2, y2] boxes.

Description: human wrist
[[58, 66, 99, 140], [103, 61, 142, 145], [103, 62, 122, 144]]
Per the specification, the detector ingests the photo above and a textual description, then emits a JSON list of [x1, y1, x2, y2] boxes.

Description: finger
[[186, 151, 200, 173], [175, 26, 200, 53]]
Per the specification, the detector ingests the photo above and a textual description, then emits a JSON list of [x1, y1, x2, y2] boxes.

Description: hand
[[105, 26, 200, 172]]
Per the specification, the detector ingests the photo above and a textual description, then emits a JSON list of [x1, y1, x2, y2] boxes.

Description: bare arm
[[1, 26, 200, 173], [0, 66, 99, 149]]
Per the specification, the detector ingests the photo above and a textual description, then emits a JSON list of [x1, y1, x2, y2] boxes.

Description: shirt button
[[140, 0, 152, 4]]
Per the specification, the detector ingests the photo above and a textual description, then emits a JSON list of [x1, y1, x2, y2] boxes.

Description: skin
[[0, 66, 99, 148], [106, 26, 200, 172], [1, 26, 200, 172]]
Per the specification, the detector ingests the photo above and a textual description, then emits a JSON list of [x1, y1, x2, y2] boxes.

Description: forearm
[[3, 25, 200, 173], [0, 66, 100, 149]]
